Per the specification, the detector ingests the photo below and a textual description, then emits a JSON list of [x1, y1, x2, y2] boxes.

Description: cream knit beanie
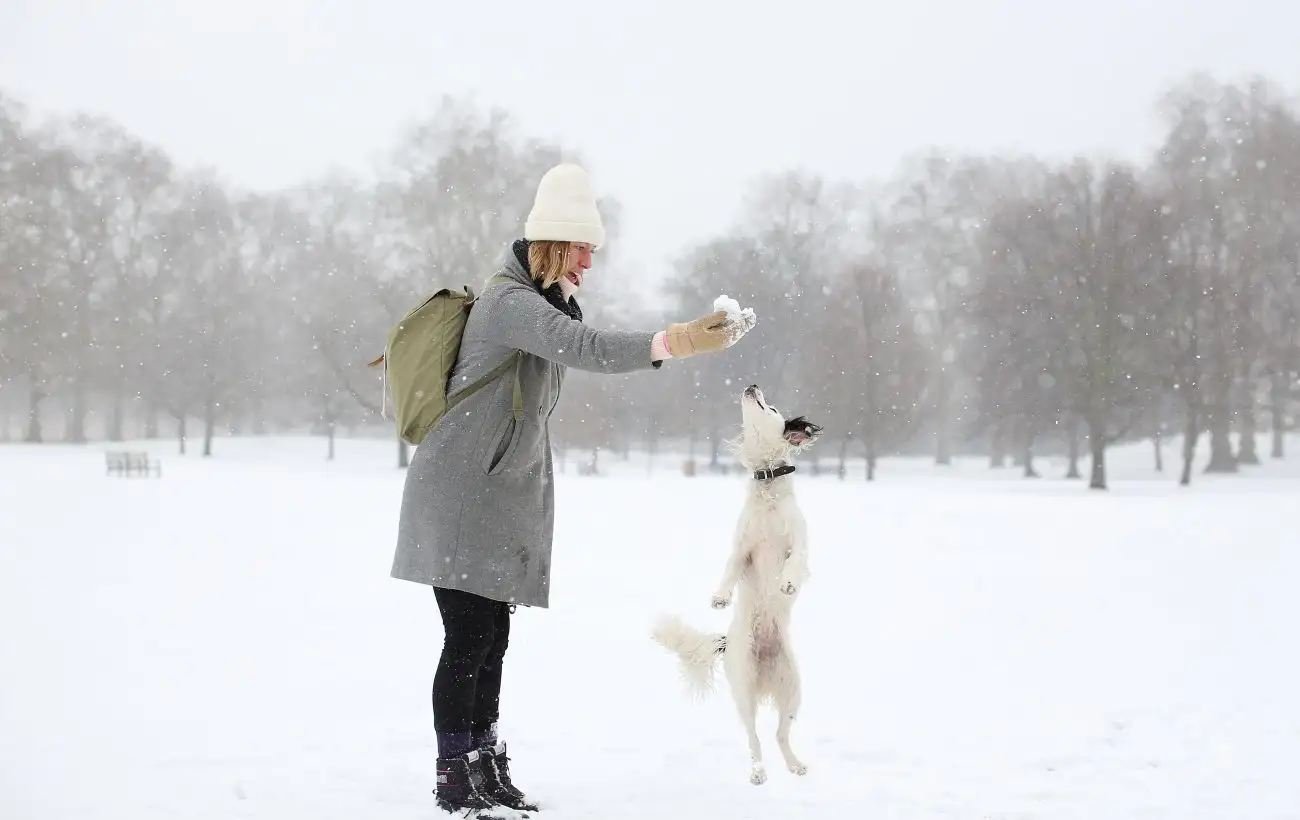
[[524, 163, 605, 248]]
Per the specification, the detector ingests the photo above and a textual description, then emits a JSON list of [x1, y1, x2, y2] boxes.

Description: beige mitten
[[664, 310, 751, 357]]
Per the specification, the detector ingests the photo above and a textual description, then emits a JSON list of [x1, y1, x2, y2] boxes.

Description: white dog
[[652, 384, 823, 785]]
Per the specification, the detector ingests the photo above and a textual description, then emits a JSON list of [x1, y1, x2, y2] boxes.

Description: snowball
[[713, 295, 743, 318], [711, 294, 757, 343], [713, 294, 756, 323]]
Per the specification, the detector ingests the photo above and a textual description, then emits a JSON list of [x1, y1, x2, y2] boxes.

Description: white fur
[[652, 385, 820, 786]]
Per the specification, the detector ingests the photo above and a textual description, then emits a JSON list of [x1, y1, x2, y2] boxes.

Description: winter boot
[[480, 741, 540, 813], [436, 749, 507, 818]]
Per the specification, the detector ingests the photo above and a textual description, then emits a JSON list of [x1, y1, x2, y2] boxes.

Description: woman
[[390, 163, 754, 816]]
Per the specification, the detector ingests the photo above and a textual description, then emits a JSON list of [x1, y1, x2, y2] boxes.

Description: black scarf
[[512, 239, 583, 322]]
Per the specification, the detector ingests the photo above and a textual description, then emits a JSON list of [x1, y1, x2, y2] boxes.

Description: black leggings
[[432, 586, 511, 736]]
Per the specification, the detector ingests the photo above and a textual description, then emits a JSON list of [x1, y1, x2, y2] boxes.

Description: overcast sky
[[3, 0, 1297, 279]]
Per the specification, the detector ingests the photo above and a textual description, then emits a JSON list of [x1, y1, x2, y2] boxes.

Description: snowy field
[[2, 435, 1299, 819]]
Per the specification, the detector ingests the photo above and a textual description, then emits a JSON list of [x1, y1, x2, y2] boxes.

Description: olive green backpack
[[368, 274, 521, 446]]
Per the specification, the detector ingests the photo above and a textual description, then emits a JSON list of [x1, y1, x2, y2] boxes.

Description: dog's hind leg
[[775, 708, 806, 776], [725, 661, 767, 785], [774, 654, 807, 776], [735, 689, 766, 785]]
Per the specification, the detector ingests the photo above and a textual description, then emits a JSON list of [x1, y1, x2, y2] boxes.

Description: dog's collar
[[753, 464, 796, 481]]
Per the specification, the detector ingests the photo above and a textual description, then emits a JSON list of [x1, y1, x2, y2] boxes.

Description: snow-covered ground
[[2, 435, 1298, 819]]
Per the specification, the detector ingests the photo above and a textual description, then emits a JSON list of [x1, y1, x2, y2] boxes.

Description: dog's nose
[[744, 384, 759, 394]]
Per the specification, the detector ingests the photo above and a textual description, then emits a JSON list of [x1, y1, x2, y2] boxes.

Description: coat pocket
[[481, 414, 522, 476]]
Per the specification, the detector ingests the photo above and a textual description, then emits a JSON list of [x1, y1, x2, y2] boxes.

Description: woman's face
[[565, 243, 594, 288]]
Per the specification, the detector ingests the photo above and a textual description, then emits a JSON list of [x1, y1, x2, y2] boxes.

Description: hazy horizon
[[5, 0, 1297, 277]]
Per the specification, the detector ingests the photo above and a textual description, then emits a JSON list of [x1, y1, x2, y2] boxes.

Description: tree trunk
[[1023, 451, 1039, 479], [1022, 429, 1040, 479], [989, 421, 1007, 468], [1204, 374, 1238, 473], [327, 423, 336, 461], [1270, 370, 1287, 459], [397, 436, 410, 469], [25, 383, 45, 443], [0, 394, 9, 441], [66, 378, 88, 443], [1087, 420, 1108, 491], [863, 429, 878, 480], [935, 424, 952, 465], [934, 372, 953, 466], [1204, 415, 1237, 473], [1180, 402, 1199, 487], [202, 389, 217, 457], [147, 301, 165, 440], [837, 435, 850, 480], [1153, 432, 1163, 473], [177, 413, 188, 455], [1237, 395, 1260, 466], [1066, 416, 1082, 479]]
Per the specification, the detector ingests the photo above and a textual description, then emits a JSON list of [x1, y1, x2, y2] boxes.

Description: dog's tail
[[650, 614, 726, 697]]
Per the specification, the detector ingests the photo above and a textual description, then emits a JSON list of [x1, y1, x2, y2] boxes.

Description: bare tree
[[824, 258, 927, 479], [661, 235, 760, 471], [978, 160, 1164, 489], [6, 77, 1300, 491], [875, 153, 1001, 465], [972, 196, 1070, 479], [0, 94, 40, 439], [69, 119, 175, 441]]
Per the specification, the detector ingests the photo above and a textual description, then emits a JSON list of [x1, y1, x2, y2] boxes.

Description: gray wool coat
[[391, 242, 661, 608]]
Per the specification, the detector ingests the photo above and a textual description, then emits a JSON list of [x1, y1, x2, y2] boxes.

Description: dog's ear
[[783, 416, 823, 448]]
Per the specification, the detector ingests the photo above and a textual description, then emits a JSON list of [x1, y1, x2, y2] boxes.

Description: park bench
[[105, 451, 161, 478]]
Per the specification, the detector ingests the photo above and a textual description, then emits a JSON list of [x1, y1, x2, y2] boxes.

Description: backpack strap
[[447, 350, 522, 419], [510, 356, 523, 420]]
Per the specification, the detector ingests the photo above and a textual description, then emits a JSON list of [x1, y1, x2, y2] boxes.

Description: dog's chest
[[741, 507, 797, 568], [744, 494, 799, 535]]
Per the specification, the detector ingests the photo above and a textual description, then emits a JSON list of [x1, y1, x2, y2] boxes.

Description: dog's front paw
[[711, 594, 731, 609], [780, 581, 797, 596]]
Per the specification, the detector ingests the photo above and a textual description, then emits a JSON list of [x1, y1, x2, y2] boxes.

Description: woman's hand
[[663, 309, 755, 358]]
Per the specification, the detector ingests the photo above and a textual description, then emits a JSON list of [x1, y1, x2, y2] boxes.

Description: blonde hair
[[528, 240, 572, 290]]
